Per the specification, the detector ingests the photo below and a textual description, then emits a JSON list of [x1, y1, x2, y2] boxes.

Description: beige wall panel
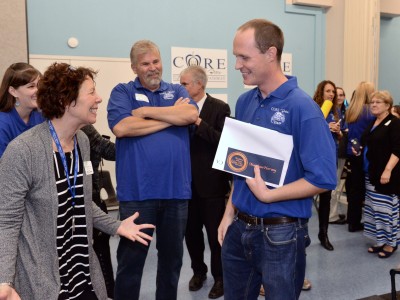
[[0, 0, 28, 76], [343, 0, 380, 95], [325, 0, 345, 87]]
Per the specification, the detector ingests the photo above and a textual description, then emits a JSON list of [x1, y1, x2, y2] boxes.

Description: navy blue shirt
[[107, 78, 196, 201], [233, 76, 337, 218]]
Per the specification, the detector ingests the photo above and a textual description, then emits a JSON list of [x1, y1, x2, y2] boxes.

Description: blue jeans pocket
[[264, 223, 296, 246]]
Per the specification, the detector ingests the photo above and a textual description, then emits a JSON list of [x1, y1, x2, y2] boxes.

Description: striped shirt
[[53, 146, 93, 299]]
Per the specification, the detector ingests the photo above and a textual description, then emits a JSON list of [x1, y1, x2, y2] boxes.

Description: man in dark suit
[[180, 66, 231, 299]]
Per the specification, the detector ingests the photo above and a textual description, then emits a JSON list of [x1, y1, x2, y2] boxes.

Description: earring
[[15, 98, 20, 107]]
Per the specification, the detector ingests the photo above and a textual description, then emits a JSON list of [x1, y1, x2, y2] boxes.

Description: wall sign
[[171, 47, 228, 88]]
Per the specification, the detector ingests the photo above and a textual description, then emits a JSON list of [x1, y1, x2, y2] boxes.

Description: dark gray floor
[[108, 206, 400, 300]]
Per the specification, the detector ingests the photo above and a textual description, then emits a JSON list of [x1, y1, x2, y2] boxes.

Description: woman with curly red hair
[[0, 63, 154, 300]]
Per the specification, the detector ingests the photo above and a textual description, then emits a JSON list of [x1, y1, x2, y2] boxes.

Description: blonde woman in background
[[345, 81, 375, 232]]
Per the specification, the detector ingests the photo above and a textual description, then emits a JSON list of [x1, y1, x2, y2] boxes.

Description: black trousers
[[345, 155, 365, 226], [92, 194, 115, 299], [318, 190, 331, 232], [185, 190, 225, 279]]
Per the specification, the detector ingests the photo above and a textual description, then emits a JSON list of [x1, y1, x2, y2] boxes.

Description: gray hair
[[180, 65, 208, 88], [130, 40, 160, 65]]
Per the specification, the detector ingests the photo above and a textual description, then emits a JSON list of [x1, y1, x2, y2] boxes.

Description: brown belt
[[236, 211, 298, 226]]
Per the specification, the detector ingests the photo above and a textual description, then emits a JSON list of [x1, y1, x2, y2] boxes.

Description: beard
[[144, 71, 161, 87]]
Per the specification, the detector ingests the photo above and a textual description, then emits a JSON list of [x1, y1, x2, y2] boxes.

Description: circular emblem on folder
[[227, 151, 248, 173]]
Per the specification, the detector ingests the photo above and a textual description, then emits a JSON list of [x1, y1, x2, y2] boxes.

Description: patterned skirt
[[364, 176, 400, 247]]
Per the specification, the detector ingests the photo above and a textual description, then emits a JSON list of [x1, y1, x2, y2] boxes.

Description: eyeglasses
[[369, 101, 385, 105]]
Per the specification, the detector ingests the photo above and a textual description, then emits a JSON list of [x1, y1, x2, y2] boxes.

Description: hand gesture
[[117, 212, 155, 246]]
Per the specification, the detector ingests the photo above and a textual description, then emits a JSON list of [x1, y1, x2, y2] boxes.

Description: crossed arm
[[112, 97, 198, 138]]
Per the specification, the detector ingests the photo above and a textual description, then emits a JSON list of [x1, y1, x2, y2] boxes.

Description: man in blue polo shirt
[[217, 19, 337, 300], [107, 40, 198, 300]]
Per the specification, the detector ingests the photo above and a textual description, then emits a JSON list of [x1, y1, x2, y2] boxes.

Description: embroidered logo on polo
[[270, 107, 289, 125], [160, 91, 175, 100]]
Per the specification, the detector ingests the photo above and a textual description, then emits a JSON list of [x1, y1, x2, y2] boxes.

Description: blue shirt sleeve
[[107, 83, 134, 130]]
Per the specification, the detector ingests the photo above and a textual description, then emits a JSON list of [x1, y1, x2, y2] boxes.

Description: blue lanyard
[[48, 120, 78, 201]]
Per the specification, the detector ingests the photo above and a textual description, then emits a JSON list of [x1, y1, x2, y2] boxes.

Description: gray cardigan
[[0, 122, 121, 300]]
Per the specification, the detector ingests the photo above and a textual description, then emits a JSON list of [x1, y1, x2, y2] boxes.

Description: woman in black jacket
[[81, 124, 116, 298], [360, 90, 400, 258]]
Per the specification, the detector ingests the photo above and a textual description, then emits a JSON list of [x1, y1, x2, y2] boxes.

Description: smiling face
[[337, 88, 345, 105], [132, 49, 163, 91], [67, 77, 102, 127], [9, 76, 40, 111], [233, 28, 271, 88]]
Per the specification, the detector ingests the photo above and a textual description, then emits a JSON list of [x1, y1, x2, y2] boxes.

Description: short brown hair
[[238, 19, 284, 61], [0, 62, 41, 112], [37, 62, 97, 119]]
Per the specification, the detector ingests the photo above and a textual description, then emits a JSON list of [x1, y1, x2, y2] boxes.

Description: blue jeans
[[114, 199, 188, 300], [222, 216, 310, 300]]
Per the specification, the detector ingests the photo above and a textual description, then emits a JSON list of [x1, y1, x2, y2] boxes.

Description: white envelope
[[212, 117, 293, 187]]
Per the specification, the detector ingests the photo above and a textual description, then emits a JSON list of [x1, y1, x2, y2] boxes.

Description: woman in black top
[[361, 90, 400, 258]]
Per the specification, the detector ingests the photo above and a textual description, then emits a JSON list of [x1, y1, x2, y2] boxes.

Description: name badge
[[135, 93, 149, 103], [84, 161, 94, 175]]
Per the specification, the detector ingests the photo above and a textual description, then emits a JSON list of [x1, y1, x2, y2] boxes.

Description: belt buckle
[[246, 215, 254, 226]]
